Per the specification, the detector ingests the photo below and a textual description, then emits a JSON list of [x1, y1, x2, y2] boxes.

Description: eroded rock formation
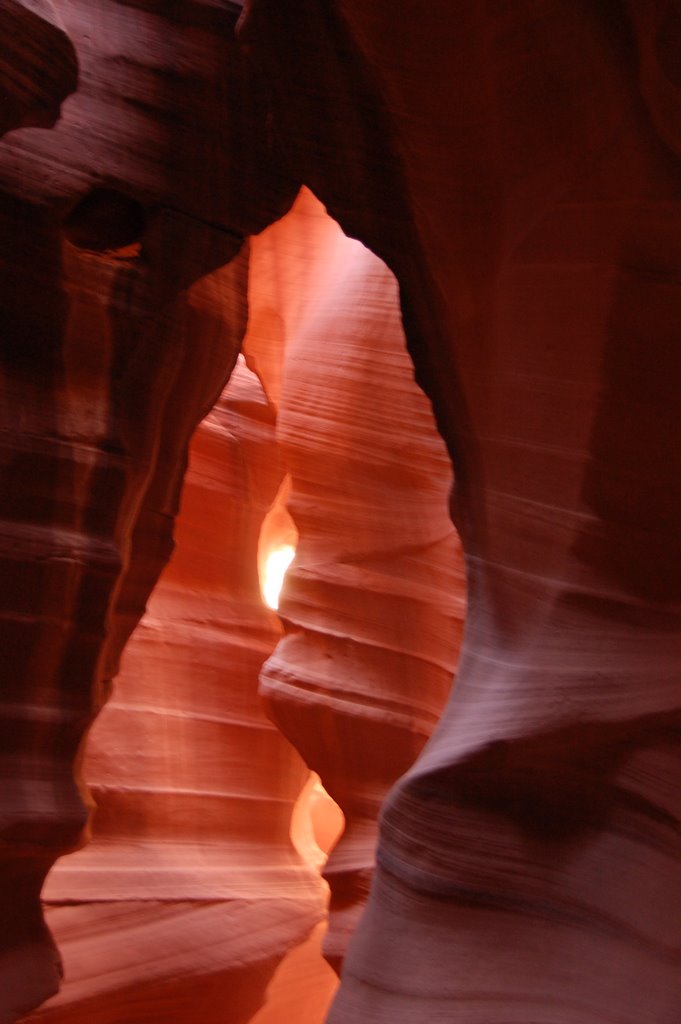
[[26, 361, 326, 1024], [241, 4, 681, 1021], [8, 174, 463, 1020], [0, 3, 296, 1019], [245, 189, 464, 969]]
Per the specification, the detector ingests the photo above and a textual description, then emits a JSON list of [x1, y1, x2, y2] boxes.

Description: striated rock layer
[[3, 1, 680, 1022], [25, 361, 326, 1024], [241, 3, 681, 1022], [246, 189, 465, 969], [0, 2, 297, 1019]]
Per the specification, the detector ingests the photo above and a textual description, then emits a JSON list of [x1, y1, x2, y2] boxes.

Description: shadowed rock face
[[0, 3, 296, 1020], [0, 0, 78, 134], [240, 3, 681, 1022]]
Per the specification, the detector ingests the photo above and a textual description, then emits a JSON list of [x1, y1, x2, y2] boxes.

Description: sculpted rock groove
[[0, 3, 297, 1019], [25, 361, 326, 1024]]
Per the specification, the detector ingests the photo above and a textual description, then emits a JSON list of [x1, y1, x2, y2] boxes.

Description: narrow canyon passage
[[1, 3, 680, 1023], [241, 6, 681, 1022], [21, 192, 464, 1024], [244, 189, 465, 972]]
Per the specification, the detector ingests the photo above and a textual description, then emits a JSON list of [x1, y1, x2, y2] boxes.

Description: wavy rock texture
[[4, 2, 681, 1022], [0, 3, 296, 1019], [246, 189, 465, 969], [241, 4, 681, 1022], [25, 360, 326, 1024]]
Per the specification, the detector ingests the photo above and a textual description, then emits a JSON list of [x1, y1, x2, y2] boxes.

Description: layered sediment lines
[[3, 2, 680, 1022], [0, 3, 297, 1018], [27, 361, 326, 1024], [241, 4, 681, 1021], [247, 190, 465, 968]]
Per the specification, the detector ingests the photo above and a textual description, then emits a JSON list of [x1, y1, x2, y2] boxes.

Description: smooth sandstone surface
[[239, 3, 681, 1021], [2, 2, 680, 1023]]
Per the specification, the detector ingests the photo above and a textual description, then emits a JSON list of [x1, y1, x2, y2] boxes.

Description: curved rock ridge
[[0, 0, 78, 135], [240, 4, 681, 1021], [26, 359, 326, 1024], [246, 188, 465, 970], [0, 3, 297, 1018], [0, 236, 251, 1024]]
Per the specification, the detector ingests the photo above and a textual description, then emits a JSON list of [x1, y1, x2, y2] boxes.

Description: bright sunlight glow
[[262, 544, 296, 610]]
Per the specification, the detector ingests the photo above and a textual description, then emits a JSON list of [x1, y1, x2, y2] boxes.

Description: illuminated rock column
[[248, 190, 465, 968]]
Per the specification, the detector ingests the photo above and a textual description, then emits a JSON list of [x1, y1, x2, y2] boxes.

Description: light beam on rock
[[262, 544, 296, 610]]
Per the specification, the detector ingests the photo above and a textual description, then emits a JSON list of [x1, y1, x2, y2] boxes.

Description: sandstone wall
[[0, 4, 296, 1018], [246, 190, 464, 969], [241, 4, 681, 1020], [24, 360, 326, 1024]]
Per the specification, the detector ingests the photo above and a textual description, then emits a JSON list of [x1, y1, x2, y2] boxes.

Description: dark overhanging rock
[[0, 0, 78, 135]]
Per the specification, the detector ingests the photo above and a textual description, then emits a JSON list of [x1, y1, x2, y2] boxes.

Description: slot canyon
[[0, 3, 680, 1023]]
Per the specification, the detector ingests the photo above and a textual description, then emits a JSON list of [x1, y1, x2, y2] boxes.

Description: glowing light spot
[[262, 544, 296, 610]]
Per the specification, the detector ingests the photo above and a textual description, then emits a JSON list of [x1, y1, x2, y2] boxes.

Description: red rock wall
[[3, 2, 681, 1022], [241, 4, 681, 1021], [245, 189, 464, 969], [13, 179, 463, 1022], [0, 3, 296, 1019], [25, 360, 326, 1024]]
